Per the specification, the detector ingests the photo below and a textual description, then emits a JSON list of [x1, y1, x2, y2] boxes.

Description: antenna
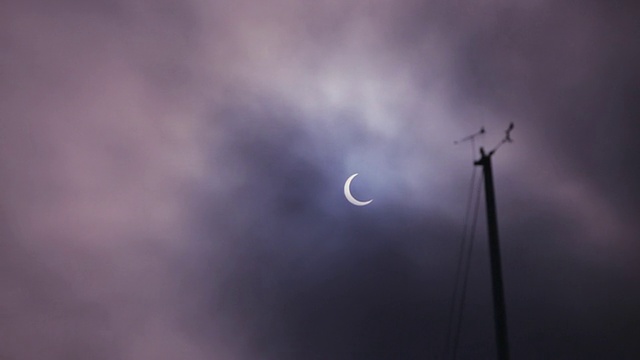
[[488, 122, 514, 155], [454, 127, 485, 145]]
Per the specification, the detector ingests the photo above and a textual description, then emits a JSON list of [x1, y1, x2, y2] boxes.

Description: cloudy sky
[[2, 0, 639, 359]]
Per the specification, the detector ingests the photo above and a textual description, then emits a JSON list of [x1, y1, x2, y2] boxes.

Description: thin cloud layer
[[1, 0, 639, 359]]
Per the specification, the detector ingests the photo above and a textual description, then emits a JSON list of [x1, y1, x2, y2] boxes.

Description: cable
[[450, 172, 484, 359], [443, 139, 479, 359]]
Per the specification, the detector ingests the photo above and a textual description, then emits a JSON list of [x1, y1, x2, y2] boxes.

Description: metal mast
[[474, 123, 514, 360]]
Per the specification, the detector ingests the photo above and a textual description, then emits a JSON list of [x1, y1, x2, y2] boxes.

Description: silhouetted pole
[[475, 147, 509, 360]]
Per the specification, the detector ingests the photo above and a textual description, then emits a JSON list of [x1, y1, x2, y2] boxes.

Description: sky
[[1, 0, 639, 359]]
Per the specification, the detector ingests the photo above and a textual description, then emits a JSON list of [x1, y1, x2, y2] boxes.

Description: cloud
[[1, 0, 639, 359]]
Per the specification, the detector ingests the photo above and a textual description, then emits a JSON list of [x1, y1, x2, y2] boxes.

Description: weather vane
[[454, 126, 485, 145], [487, 122, 514, 155]]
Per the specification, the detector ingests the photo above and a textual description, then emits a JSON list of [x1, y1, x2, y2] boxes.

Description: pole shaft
[[477, 150, 510, 360]]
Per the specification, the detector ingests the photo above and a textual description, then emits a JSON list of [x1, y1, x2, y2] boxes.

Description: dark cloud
[[1, 0, 639, 359]]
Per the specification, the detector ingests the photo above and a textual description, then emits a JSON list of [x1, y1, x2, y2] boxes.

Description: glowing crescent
[[344, 173, 373, 206]]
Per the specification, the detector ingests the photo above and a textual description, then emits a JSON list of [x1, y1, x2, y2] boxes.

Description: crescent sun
[[344, 173, 373, 206]]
